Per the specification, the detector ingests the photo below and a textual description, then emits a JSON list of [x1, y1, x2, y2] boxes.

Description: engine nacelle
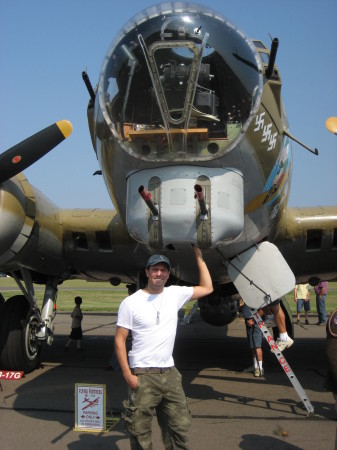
[[0, 174, 66, 277], [198, 292, 240, 326]]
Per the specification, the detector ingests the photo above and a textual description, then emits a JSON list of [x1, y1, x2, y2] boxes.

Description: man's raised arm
[[191, 246, 213, 300]]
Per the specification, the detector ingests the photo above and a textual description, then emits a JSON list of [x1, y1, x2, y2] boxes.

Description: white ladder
[[251, 309, 315, 415]]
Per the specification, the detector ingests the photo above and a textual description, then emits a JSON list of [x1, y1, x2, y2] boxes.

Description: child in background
[[64, 296, 83, 351]]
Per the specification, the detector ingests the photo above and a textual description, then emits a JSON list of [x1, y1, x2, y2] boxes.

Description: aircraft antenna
[[283, 129, 319, 155]]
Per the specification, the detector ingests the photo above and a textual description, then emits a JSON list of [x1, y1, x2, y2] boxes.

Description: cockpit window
[[253, 40, 267, 50], [98, 3, 263, 162]]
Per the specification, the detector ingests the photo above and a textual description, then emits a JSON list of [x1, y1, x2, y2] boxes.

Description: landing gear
[[0, 295, 41, 373], [0, 273, 58, 374]]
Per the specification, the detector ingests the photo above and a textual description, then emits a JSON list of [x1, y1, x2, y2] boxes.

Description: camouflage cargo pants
[[122, 367, 191, 449]]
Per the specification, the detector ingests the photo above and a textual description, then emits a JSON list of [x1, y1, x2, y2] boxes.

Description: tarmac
[[0, 310, 336, 450]]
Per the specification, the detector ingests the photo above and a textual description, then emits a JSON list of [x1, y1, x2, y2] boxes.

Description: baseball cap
[[146, 254, 171, 269]]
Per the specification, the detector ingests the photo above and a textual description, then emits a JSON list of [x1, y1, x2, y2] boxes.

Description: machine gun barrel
[[266, 38, 279, 79], [138, 186, 159, 216], [194, 184, 208, 216], [82, 71, 96, 103]]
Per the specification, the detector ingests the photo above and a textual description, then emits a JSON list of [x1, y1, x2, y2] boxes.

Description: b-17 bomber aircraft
[[0, 2, 336, 373]]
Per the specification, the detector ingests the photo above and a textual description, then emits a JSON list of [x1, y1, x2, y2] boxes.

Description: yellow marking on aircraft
[[56, 120, 73, 138], [244, 171, 288, 214]]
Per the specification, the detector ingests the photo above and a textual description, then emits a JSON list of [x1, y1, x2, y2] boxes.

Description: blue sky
[[1, 0, 336, 209]]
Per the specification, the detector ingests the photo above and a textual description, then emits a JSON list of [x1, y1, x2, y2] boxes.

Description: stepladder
[[251, 309, 315, 415]]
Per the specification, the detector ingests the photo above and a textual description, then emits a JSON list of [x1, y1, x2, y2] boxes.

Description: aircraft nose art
[[96, 2, 263, 163]]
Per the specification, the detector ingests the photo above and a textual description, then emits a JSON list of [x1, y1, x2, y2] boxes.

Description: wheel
[[0, 295, 41, 373]]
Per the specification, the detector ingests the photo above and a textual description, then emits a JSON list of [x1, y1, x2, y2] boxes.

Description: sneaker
[[243, 365, 255, 373], [276, 337, 294, 352], [254, 368, 264, 377], [316, 321, 326, 326], [296, 319, 300, 324], [305, 320, 309, 325], [264, 318, 277, 328]]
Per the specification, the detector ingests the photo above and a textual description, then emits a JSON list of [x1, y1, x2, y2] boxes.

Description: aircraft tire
[[0, 292, 5, 306], [0, 295, 40, 373]]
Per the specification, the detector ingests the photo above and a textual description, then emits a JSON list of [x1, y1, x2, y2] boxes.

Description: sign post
[[74, 383, 106, 432]]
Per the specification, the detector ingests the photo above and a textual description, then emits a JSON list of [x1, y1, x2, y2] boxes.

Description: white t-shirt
[[295, 284, 310, 299], [117, 285, 193, 368]]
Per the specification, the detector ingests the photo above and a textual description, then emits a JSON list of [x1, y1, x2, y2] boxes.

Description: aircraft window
[[253, 40, 267, 50], [98, 4, 263, 162], [258, 51, 270, 65], [95, 231, 112, 251], [306, 229, 323, 251], [72, 232, 88, 250]]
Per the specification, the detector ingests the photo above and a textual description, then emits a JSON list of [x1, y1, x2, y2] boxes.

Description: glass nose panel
[[151, 42, 199, 125], [97, 4, 264, 162]]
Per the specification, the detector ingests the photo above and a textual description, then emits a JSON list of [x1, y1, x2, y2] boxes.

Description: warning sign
[[74, 384, 106, 432]]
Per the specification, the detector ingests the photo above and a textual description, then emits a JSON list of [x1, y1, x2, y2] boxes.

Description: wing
[[0, 173, 139, 284]]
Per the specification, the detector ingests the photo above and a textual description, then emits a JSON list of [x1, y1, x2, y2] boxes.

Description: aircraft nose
[[96, 2, 263, 163]]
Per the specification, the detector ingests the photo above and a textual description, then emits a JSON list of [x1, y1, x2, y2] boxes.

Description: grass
[[1, 278, 337, 315], [285, 284, 337, 315], [0, 278, 126, 312]]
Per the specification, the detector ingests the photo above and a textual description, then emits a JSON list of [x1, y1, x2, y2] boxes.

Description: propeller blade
[[0, 120, 72, 183], [326, 117, 337, 135]]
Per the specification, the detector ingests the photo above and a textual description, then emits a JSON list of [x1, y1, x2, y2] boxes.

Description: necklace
[[149, 294, 163, 325]]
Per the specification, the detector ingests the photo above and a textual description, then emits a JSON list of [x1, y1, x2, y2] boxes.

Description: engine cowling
[[199, 292, 240, 326], [0, 174, 65, 277]]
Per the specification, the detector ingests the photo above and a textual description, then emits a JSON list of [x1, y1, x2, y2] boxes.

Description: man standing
[[114, 246, 213, 450], [294, 284, 311, 325], [315, 281, 328, 325]]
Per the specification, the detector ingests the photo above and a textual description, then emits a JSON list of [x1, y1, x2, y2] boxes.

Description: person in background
[[315, 281, 328, 325], [64, 296, 83, 351], [266, 300, 294, 352], [294, 283, 311, 325], [242, 300, 292, 353], [242, 304, 265, 377]]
